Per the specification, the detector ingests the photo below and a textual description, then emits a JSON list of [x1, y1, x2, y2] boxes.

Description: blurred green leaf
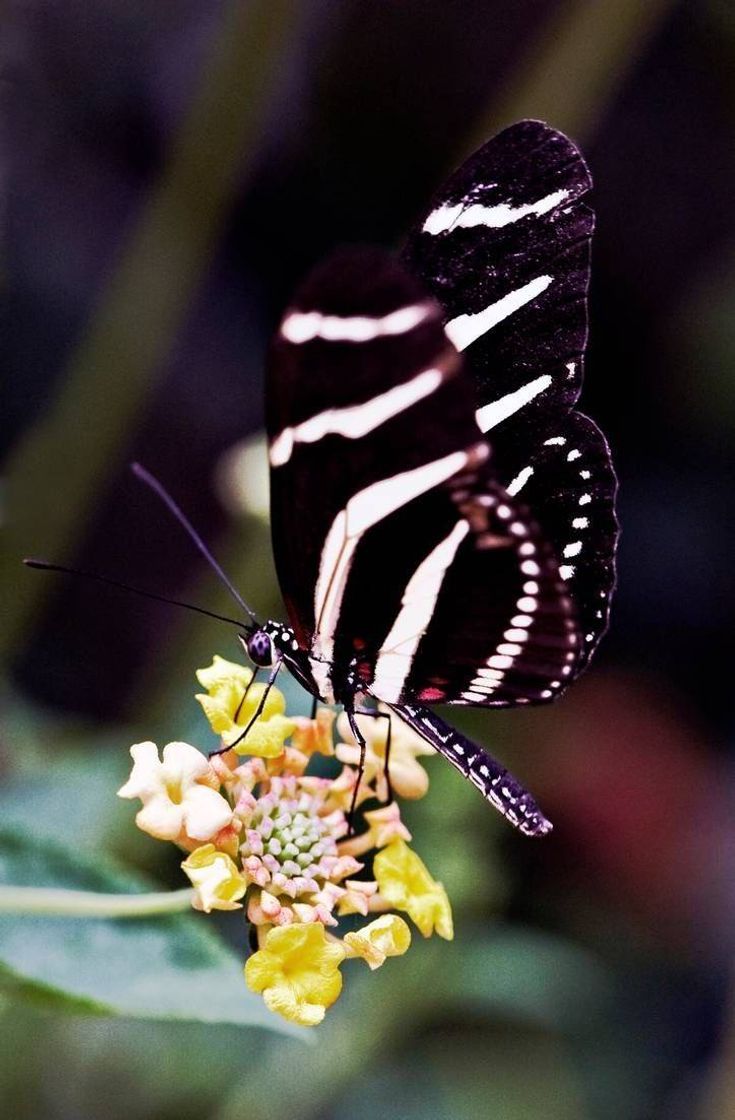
[[215, 929, 610, 1120], [330, 1027, 586, 1120], [441, 926, 611, 1030], [0, 1002, 282, 1120], [0, 703, 164, 870], [0, 830, 300, 1034], [0, 751, 130, 854]]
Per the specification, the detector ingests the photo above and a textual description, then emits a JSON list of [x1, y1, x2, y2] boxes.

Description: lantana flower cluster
[[118, 654, 453, 1027]]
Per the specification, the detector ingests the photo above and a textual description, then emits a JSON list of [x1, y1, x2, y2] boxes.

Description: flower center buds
[[239, 776, 357, 903]]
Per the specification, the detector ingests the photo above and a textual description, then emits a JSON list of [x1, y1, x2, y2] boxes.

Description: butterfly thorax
[[306, 646, 352, 707], [255, 621, 348, 705]]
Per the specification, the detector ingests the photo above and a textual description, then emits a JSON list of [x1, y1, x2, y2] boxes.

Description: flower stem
[[0, 886, 194, 918]]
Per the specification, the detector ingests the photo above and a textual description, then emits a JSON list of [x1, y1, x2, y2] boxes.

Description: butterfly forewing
[[402, 120, 594, 437], [267, 247, 494, 696], [401, 120, 617, 665]]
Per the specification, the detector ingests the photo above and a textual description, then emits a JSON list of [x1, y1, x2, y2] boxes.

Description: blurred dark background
[[2, 2, 734, 1118]]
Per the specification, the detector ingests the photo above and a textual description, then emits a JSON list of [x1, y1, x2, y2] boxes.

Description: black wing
[[266, 247, 480, 684], [267, 246, 580, 707], [402, 120, 617, 663], [363, 466, 579, 707], [494, 410, 617, 667]]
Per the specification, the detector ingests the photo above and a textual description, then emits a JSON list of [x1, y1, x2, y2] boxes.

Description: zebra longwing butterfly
[[255, 120, 618, 837]]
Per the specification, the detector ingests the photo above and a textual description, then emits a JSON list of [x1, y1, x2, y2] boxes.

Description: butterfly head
[[242, 628, 277, 668], [241, 621, 300, 668]]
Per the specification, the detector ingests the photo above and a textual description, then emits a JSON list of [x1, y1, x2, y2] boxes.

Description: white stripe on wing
[[445, 275, 552, 352], [422, 189, 570, 235], [371, 520, 470, 703], [280, 302, 433, 344], [311, 447, 485, 678], [269, 366, 445, 467], [475, 374, 552, 433]]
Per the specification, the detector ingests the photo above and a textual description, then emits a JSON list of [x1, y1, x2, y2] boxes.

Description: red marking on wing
[[418, 687, 447, 702]]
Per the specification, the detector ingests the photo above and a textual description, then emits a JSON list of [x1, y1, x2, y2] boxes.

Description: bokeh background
[[2, 2, 735, 1117]]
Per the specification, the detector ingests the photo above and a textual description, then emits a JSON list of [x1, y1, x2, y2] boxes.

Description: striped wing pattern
[[267, 242, 581, 708], [402, 120, 593, 436], [401, 120, 618, 662], [265, 121, 618, 832], [366, 470, 579, 707], [266, 247, 485, 699], [493, 411, 617, 667]]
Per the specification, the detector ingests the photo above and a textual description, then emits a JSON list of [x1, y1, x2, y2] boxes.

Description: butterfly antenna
[[23, 559, 249, 630], [131, 462, 258, 623]]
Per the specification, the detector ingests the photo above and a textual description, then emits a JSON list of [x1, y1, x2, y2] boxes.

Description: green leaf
[[214, 930, 610, 1120], [0, 830, 301, 1035], [0, 750, 130, 853], [438, 925, 612, 1029]]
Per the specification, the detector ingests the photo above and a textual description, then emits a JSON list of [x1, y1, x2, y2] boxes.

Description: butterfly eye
[[247, 630, 276, 668]]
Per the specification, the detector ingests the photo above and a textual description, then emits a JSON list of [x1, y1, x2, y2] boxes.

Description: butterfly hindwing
[[494, 410, 617, 664], [367, 467, 580, 708]]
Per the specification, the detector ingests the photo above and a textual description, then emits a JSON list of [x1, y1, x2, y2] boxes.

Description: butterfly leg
[[209, 657, 283, 756], [345, 707, 368, 836], [382, 711, 393, 804], [352, 705, 394, 804], [378, 707, 389, 806], [233, 668, 258, 723]]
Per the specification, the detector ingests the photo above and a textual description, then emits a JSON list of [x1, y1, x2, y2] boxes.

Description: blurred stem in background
[[0, 885, 193, 917], [1, 0, 298, 665], [471, 0, 676, 151]]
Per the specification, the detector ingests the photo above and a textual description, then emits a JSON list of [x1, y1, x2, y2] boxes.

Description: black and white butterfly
[[248, 120, 617, 837], [29, 121, 617, 838]]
